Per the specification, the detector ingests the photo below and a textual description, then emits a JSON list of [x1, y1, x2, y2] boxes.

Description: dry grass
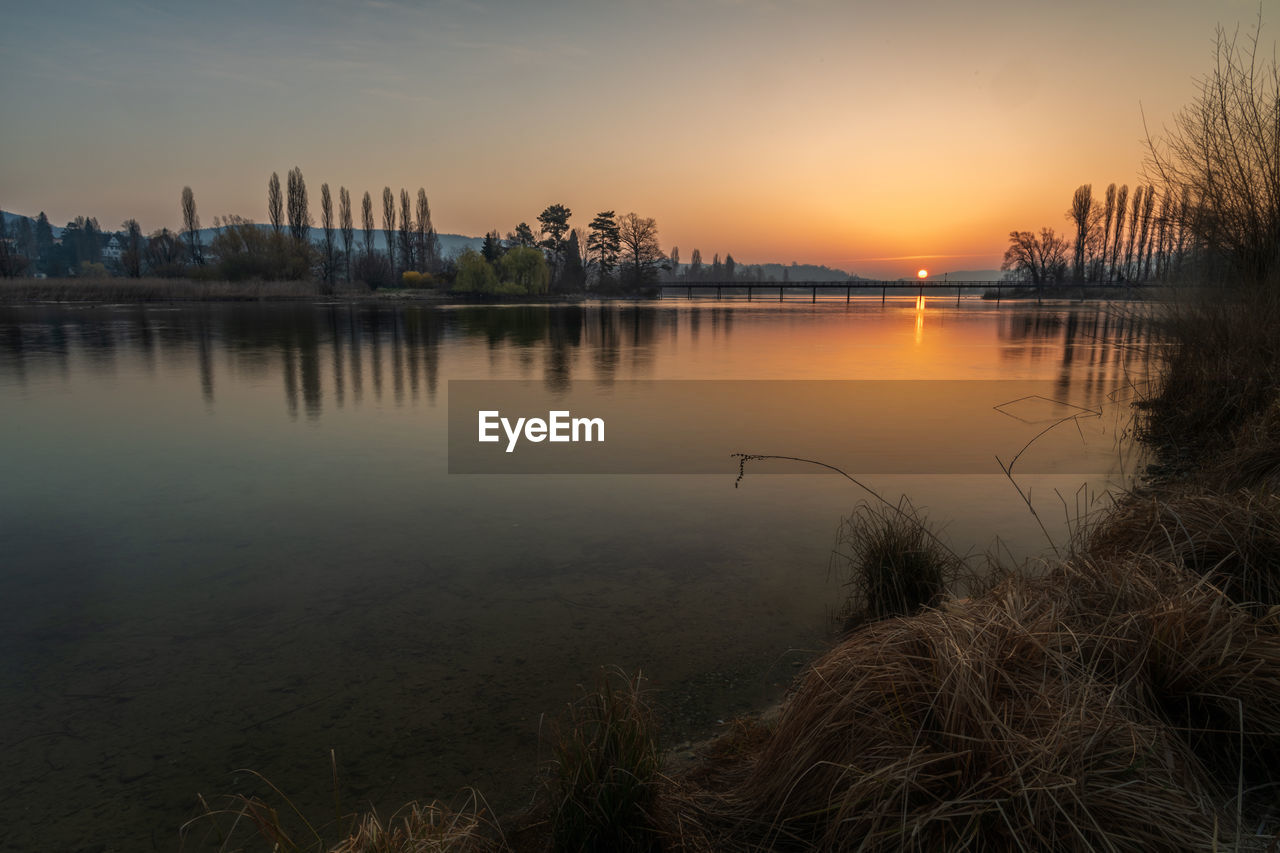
[[692, 556, 1279, 851], [329, 795, 505, 853], [183, 781, 503, 853], [832, 498, 965, 630], [1088, 487, 1280, 610], [1138, 283, 1280, 472], [537, 669, 666, 853]]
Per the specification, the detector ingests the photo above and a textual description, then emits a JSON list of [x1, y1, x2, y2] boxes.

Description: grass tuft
[[832, 498, 963, 630], [542, 669, 665, 853]]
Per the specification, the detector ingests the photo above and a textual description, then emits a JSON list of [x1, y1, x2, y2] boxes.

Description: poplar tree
[[320, 183, 336, 286], [361, 191, 375, 262], [339, 186, 354, 282], [287, 167, 310, 244], [398, 188, 414, 274], [381, 187, 396, 277], [181, 186, 202, 266], [1109, 184, 1129, 280], [268, 172, 283, 234]]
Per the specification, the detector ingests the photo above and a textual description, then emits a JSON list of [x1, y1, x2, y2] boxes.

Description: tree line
[[1001, 182, 1196, 287], [1004, 19, 1278, 290], [0, 170, 670, 296]]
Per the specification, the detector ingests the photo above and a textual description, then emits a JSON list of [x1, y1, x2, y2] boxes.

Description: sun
[[917, 268, 928, 279]]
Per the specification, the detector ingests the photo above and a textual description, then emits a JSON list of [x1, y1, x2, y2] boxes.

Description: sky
[[0, 0, 1269, 278]]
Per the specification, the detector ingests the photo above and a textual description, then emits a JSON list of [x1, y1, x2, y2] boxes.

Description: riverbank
[[0, 277, 598, 305], [980, 283, 1161, 300], [187, 280, 1280, 851]]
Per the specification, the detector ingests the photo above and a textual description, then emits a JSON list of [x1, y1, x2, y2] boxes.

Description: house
[[101, 233, 126, 262]]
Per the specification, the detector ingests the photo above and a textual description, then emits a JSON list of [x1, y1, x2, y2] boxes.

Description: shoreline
[[0, 277, 1164, 306]]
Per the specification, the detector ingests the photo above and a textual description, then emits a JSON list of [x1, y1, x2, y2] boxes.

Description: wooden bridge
[[659, 280, 1151, 304]]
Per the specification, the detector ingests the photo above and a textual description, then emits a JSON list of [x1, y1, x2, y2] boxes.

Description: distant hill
[[1, 210, 64, 237], [669, 261, 855, 281]]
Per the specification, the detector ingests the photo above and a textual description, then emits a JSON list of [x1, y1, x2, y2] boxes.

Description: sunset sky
[[0, 0, 1265, 278]]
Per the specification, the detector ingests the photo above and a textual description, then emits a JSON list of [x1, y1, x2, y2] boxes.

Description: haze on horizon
[[0, 0, 1261, 279]]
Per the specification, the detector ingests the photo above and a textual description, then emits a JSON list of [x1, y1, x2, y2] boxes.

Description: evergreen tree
[[586, 210, 621, 285], [560, 229, 586, 292], [509, 222, 536, 248], [481, 230, 505, 264], [35, 212, 54, 275]]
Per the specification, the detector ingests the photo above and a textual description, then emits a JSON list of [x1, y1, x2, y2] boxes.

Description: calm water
[[0, 296, 1148, 851]]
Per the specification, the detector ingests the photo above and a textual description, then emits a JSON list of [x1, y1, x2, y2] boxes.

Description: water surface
[[0, 296, 1148, 851]]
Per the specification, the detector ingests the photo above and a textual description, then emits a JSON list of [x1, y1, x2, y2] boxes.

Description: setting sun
[[917, 269, 928, 279]]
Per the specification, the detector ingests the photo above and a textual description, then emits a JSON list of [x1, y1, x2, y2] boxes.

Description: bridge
[[659, 280, 1151, 304]]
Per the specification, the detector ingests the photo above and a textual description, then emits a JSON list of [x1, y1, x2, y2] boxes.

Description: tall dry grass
[[1138, 282, 1280, 474], [537, 670, 665, 853], [703, 557, 1279, 851], [832, 498, 964, 630]]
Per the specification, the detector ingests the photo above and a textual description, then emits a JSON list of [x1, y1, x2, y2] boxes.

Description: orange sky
[[0, 1, 1265, 278]]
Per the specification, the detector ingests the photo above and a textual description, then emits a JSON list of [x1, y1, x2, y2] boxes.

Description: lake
[[0, 295, 1149, 851]]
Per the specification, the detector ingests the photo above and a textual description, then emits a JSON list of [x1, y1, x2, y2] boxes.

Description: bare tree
[[320, 183, 336, 287], [287, 167, 310, 245], [1137, 185, 1156, 281], [381, 186, 396, 278], [268, 172, 283, 235], [617, 212, 663, 292], [415, 188, 438, 273], [361, 191, 375, 262], [1068, 184, 1093, 282], [1001, 228, 1070, 288], [1097, 183, 1116, 282], [1123, 184, 1144, 280], [1155, 192, 1174, 280], [1109, 184, 1129, 281], [339, 186, 354, 283], [1144, 16, 1280, 283], [121, 219, 143, 278], [181, 185, 203, 266], [398, 188, 414, 274], [1173, 186, 1193, 276]]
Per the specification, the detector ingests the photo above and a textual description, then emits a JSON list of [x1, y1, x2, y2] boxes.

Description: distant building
[[102, 233, 126, 262]]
